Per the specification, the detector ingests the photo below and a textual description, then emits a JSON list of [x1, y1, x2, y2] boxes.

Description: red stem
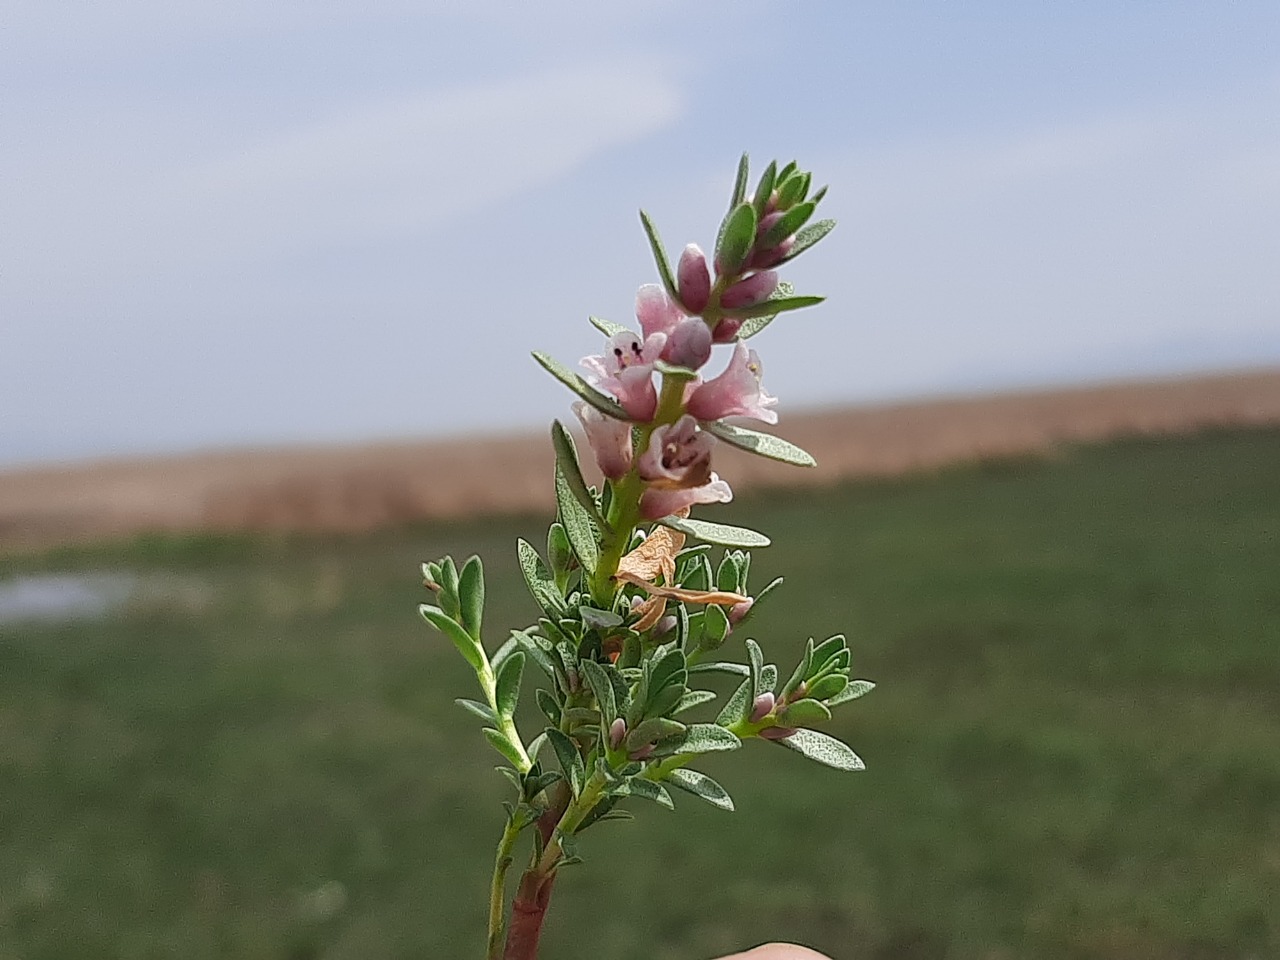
[[502, 870, 556, 960], [502, 785, 568, 960]]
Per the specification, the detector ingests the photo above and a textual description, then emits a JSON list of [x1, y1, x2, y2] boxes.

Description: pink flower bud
[[756, 210, 784, 238], [608, 717, 627, 750], [653, 615, 677, 638], [677, 244, 711, 314], [661, 317, 713, 370], [628, 743, 655, 761], [720, 271, 778, 310], [759, 725, 798, 741], [728, 597, 754, 625], [748, 238, 793, 270], [573, 401, 632, 480], [750, 691, 776, 723], [711, 318, 743, 343]]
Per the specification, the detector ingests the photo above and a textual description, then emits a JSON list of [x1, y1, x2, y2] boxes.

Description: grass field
[[1, 429, 1277, 960]]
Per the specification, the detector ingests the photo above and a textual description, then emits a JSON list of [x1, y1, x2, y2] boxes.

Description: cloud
[[2, 61, 683, 291], [168, 65, 683, 265]]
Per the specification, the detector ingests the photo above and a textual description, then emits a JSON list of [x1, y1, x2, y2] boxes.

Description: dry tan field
[[3, 368, 1278, 550]]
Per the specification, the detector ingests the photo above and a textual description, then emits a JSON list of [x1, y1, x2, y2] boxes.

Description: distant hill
[[2, 369, 1278, 549]]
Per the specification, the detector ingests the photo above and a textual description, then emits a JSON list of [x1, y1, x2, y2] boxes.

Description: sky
[[3, 2, 1278, 467]]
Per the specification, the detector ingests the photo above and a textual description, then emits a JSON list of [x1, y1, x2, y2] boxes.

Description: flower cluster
[[419, 156, 868, 960], [570, 158, 827, 525]]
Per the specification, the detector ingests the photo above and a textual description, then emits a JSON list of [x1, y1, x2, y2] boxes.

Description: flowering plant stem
[[419, 155, 873, 960]]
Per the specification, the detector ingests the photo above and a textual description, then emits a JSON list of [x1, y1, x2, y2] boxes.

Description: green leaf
[[774, 728, 865, 771], [715, 201, 757, 276], [546, 522, 574, 583], [715, 676, 753, 726], [751, 159, 777, 220], [667, 768, 734, 811], [532, 351, 628, 420], [491, 633, 519, 672], [700, 603, 729, 650], [779, 218, 835, 264], [639, 210, 679, 301], [556, 466, 599, 576], [672, 689, 717, 715], [809, 634, 846, 671], [775, 171, 807, 209], [484, 728, 528, 768], [457, 555, 485, 641], [645, 683, 687, 721], [625, 717, 686, 751], [781, 638, 814, 700], [689, 661, 750, 677], [657, 515, 771, 548], [546, 728, 585, 796], [721, 295, 824, 320], [746, 639, 765, 698], [617, 777, 674, 810], [777, 697, 832, 727], [517, 539, 563, 616], [516, 630, 560, 682], [455, 698, 496, 724], [551, 421, 607, 526], [535, 688, 562, 725], [761, 200, 815, 248], [579, 658, 617, 723], [736, 280, 794, 340], [647, 648, 687, 699], [656, 722, 741, 756], [826, 679, 876, 706], [704, 421, 816, 468], [729, 152, 750, 209], [495, 650, 525, 718], [589, 315, 628, 337], [805, 674, 848, 703], [760, 663, 778, 694], [419, 604, 483, 671], [579, 606, 622, 632]]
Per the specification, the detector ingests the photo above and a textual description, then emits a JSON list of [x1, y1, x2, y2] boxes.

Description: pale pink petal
[[640, 474, 733, 520], [686, 342, 778, 424], [636, 284, 685, 340], [637, 416, 715, 485], [573, 401, 632, 480]]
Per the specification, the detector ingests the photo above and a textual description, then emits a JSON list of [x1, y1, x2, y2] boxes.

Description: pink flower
[[677, 244, 711, 314], [635, 284, 684, 340], [581, 328, 665, 421], [573, 401, 632, 480], [637, 416, 715, 489], [686, 342, 778, 425], [640, 473, 734, 520]]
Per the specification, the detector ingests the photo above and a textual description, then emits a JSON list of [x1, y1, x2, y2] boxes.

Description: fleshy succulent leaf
[[704, 421, 817, 468], [639, 210, 680, 301], [532, 352, 629, 420], [774, 728, 865, 771], [666, 768, 735, 811], [657, 515, 771, 548]]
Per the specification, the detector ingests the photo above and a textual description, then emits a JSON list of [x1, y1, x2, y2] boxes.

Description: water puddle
[[0, 572, 137, 625]]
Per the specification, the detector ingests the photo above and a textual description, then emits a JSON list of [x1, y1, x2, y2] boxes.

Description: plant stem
[[502, 770, 610, 959], [486, 816, 523, 960]]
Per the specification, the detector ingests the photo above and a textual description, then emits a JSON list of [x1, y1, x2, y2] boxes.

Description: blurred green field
[[1, 428, 1277, 960]]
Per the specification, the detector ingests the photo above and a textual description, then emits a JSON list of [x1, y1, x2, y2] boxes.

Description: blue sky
[[3, 2, 1278, 466]]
